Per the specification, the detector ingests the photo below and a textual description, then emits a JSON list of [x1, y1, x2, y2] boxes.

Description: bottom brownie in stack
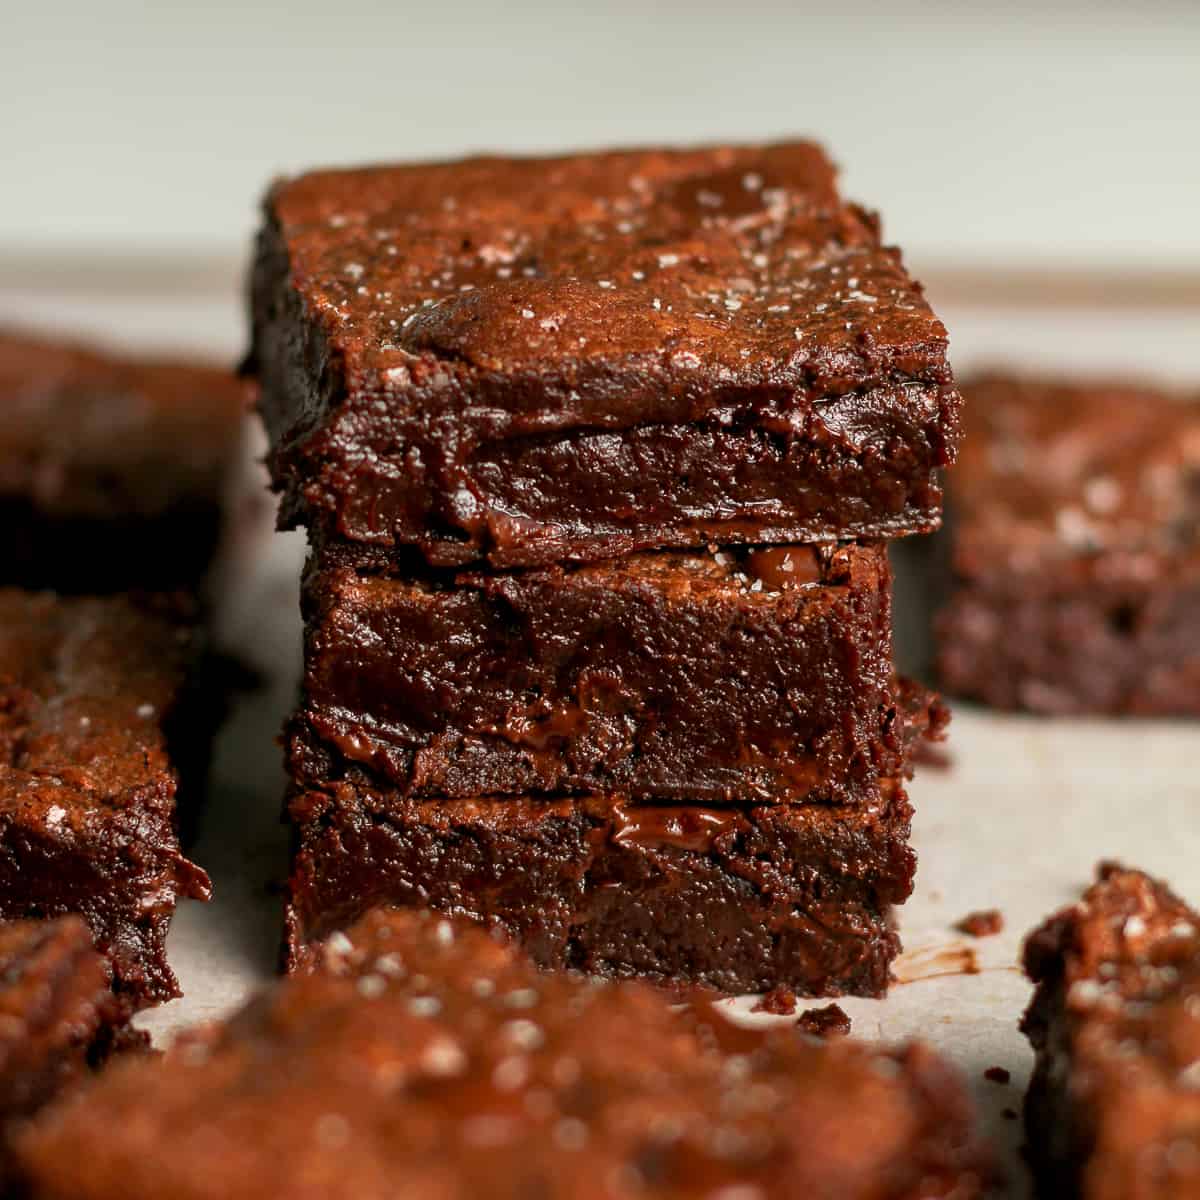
[[286, 786, 916, 996]]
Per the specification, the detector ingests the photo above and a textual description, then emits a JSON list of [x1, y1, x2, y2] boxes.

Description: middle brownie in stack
[[249, 142, 961, 996]]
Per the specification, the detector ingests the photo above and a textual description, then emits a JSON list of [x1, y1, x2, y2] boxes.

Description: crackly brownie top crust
[[1023, 864, 1200, 1194], [18, 908, 987, 1199], [264, 142, 951, 402], [0, 327, 246, 518], [954, 373, 1200, 581]]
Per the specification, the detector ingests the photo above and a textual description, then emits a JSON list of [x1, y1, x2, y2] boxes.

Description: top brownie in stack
[[0, 328, 246, 593], [250, 142, 961, 570]]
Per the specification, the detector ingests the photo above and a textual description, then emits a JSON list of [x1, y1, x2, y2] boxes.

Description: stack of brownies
[[250, 142, 962, 996]]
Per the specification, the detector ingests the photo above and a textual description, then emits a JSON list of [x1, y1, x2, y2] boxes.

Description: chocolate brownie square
[[1022, 864, 1200, 1198], [250, 143, 960, 569], [936, 373, 1200, 714], [0, 327, 246, 592], [14, 908, 990, 1199], [0, 590, 212, 1011], [284, 782, 916, 997], [0, 916, 139, 1189], [292, 542, 909, 806]]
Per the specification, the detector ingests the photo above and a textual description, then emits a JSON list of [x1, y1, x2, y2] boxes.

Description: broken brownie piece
[[0, 590, 212, 1010], [0, 916, 133, 1189], [1022, 863, 1200, 1197], [0, 327, 246, 592], [15, 908, 990, 1199], [284, 783, 915, 997], [293, 542, 909, 806], [797, 1003, 853, 1039], [250, 142, 961, 569], [956, 910, 1004, 938], [936, 372, 1200, 714]]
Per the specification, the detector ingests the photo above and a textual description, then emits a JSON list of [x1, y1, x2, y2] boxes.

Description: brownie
[[936, 372, 1200, 714], [293, 541, 913, 806], [0, 916, 134, 1189], [15, 907, 990, 1199], [250, 142, 961, 569], [1022, 864, 1200, 1198], [0, 327, 246, 592], [285, 782, 915, 997], [0, 590, 212, 1011]]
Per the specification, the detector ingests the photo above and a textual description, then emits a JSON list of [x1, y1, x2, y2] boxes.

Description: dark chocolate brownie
[[250, 143, 961, 569], [0, 590, 212, 1011], [293, 541, 911, 806], [0, 327, 246, 592], [0, 916, 135, 1190], [1022, 864, 1200, 1199], [15, 907, 991, 1199], [285, 782, 915, 997], [936, 372, 1200, 714]]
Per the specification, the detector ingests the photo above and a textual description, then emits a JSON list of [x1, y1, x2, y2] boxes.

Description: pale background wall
[[4, 0, 1199, 274]]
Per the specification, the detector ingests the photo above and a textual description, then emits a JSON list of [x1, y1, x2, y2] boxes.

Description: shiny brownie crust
[[0, 591, 212, 1011], [292, 542, 904, 806], [250, 143, 960, 569], [937, 373, 1200, 715], [285, 785, 915, 997]]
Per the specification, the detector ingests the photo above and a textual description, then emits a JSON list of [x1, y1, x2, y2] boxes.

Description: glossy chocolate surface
[[0, 328, 246, 591], [937, 373, 1200, 714], [0, 591, 212, 1010], [1022, 865, 1200, 1199], [15, 908, 991, 1199], [285, 785, 915, 997], [251, 143, 960, 567], [294, 542, 903, 805]]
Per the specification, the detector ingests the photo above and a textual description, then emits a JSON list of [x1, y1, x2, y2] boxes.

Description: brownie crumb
[[956, 910, 1005, 938], [984, 1066, 1011, 1085], [752, 986, 798, 1016], [796, 1004, 852, 1039]]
